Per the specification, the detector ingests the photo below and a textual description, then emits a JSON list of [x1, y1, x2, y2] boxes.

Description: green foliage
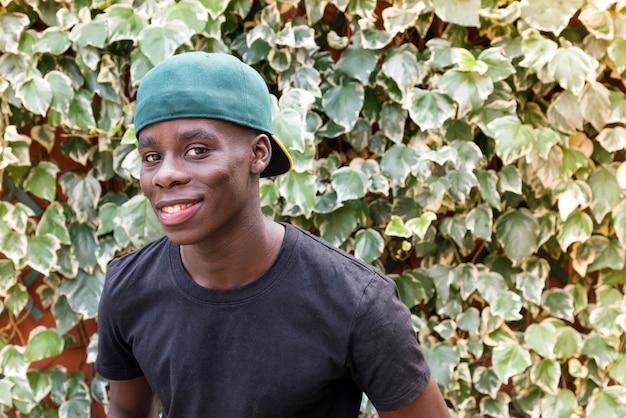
[[1, 0, 626, 416]]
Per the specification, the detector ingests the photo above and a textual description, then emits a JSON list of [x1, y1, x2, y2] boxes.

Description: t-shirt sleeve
[[95, 259, 145, 381], [347, 273, 431, 412]]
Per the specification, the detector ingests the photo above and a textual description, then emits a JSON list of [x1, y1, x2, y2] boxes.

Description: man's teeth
[[161, 203, 193, 214]]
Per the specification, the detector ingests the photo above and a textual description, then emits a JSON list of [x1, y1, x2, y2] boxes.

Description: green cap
[[134, 52, 292, 177]]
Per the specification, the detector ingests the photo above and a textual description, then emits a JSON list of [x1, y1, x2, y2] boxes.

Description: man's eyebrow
[[137, 128, 219, 149], [178, 128, 219, 142], [137, 136, 155, 149]]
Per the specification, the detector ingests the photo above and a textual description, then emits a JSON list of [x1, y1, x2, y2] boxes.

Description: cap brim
[[261, 135, 292, 178]]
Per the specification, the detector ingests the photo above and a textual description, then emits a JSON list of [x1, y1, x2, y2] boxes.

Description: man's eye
[[186, 146, 209, 156], [143, 153, 160, 163]]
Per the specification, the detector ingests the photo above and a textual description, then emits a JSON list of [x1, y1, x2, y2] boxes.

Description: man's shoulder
[[283, 223, 388, 283], [106, 235, 170, 283]]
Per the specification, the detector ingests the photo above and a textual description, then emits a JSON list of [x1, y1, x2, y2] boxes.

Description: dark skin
[[107, 118, 449, 417]]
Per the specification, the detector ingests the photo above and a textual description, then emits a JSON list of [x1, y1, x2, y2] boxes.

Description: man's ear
[[250, 133, 272, 175]]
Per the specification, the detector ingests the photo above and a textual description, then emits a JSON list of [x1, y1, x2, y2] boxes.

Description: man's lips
[[154, 199, 203, 224]]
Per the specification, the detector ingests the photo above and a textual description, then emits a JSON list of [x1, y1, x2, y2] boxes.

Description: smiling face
[[138, 118, 270, 246]]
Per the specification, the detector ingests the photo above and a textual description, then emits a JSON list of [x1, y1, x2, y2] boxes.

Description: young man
[[96, 52, 449, 417]]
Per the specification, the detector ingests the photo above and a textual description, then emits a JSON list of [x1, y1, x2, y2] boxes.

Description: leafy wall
[[1, 0, 626, 417]]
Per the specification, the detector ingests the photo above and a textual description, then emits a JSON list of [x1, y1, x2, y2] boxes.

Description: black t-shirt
[[96, 223, 430, 417]]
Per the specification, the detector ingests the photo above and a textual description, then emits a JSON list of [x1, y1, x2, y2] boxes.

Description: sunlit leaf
[[492, 342, 532, 382], [494, 208, 539, 266], [138, 21, 194, 65], [322, 82, 365, 131], [437, 70, 493, 117], [520, 0, 584, 35], [24, 327, 64, 362], [434, 0, 480, 27], [405, 88, 455, 131], [331, 167, 368, 203], [0, 13, 30, 53], [354, 228, 384, 264], [487, 116, 535, 165]]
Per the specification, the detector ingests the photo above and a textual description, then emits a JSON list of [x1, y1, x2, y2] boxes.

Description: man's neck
[[179, 218, 285, 289]]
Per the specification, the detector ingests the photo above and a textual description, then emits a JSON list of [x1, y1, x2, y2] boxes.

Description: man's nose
[[152, 155, 190, 188]]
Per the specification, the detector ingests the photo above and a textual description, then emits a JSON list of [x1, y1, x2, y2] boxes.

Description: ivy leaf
[[395, 270, 435, 308], [542, 289, 574, 322], [33, 27, 71, 55], [608, 38, 626, 73], [472, 366, 500, 398], [588, 167, 621, 223], [437, 70, 493, 117], [596, 126, 626, 153], [52, 295, 81, 335], [69, 223, 98, 274], [530, 359, 560, 395], [456, 307, 480, 334], [322, 81, 365, 131], [519, 29, 558, 69], [475, 169, 501, 209], [487, 116, 535, 165], [554, 180, 592, 221], [585, 387, 626, 418], [582, 333, 619, 369], [65, 90, 97, 131], [524, 322, 557, 359], [138, 21, 193, 65], [478, 48, 515, 82], [45, 71, 74, 115], [385, 215, 411, 238], [554, 326, 582, 359], [25, 234, 61, 276], [421, 342, 459, 387], [541, 389, 578, 418], [492, 291, 523, 321], [24, 327, 64, 362], [494, 208, 539, 266], [515, 272, 545, 305], [557, 210, 593, 251], [406, 212, 438, 240], [59, 172, 101, 223], [273, 109, 306, 154], [36, 202, 70, 245], [547, 46, 597, 95], [15, 75, 52, 116], [337, 47, 378, 83], [354, 229, 384, 264], [434, 0, 480, 27], [466, 204, 493, 242], [105, 4, 148, 42], [520, 0, 584, 35], [492, 342, 532, 382], [405, 88, 456, 131], [331, 167, 368, 203], [610, 355, 626, 385], [23, 161, 60, 202], [0, 13, 30, 53], [0, 260, 17, 293], [380, 144, 420, 186], [580, 81, 610, 131], [382, 4, 424, 35], [59, 399, 91, 418], [58, 268, 105, 318], [69, 18, 107, 48], [382, 46, 423, 92], [315, 204, 358, 247], [1, 232, 28, 266], [277, 171, 317, 218], [115, 195, 163, 249], [156, 0, 208, 34], [547, 91, 584, 134]]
